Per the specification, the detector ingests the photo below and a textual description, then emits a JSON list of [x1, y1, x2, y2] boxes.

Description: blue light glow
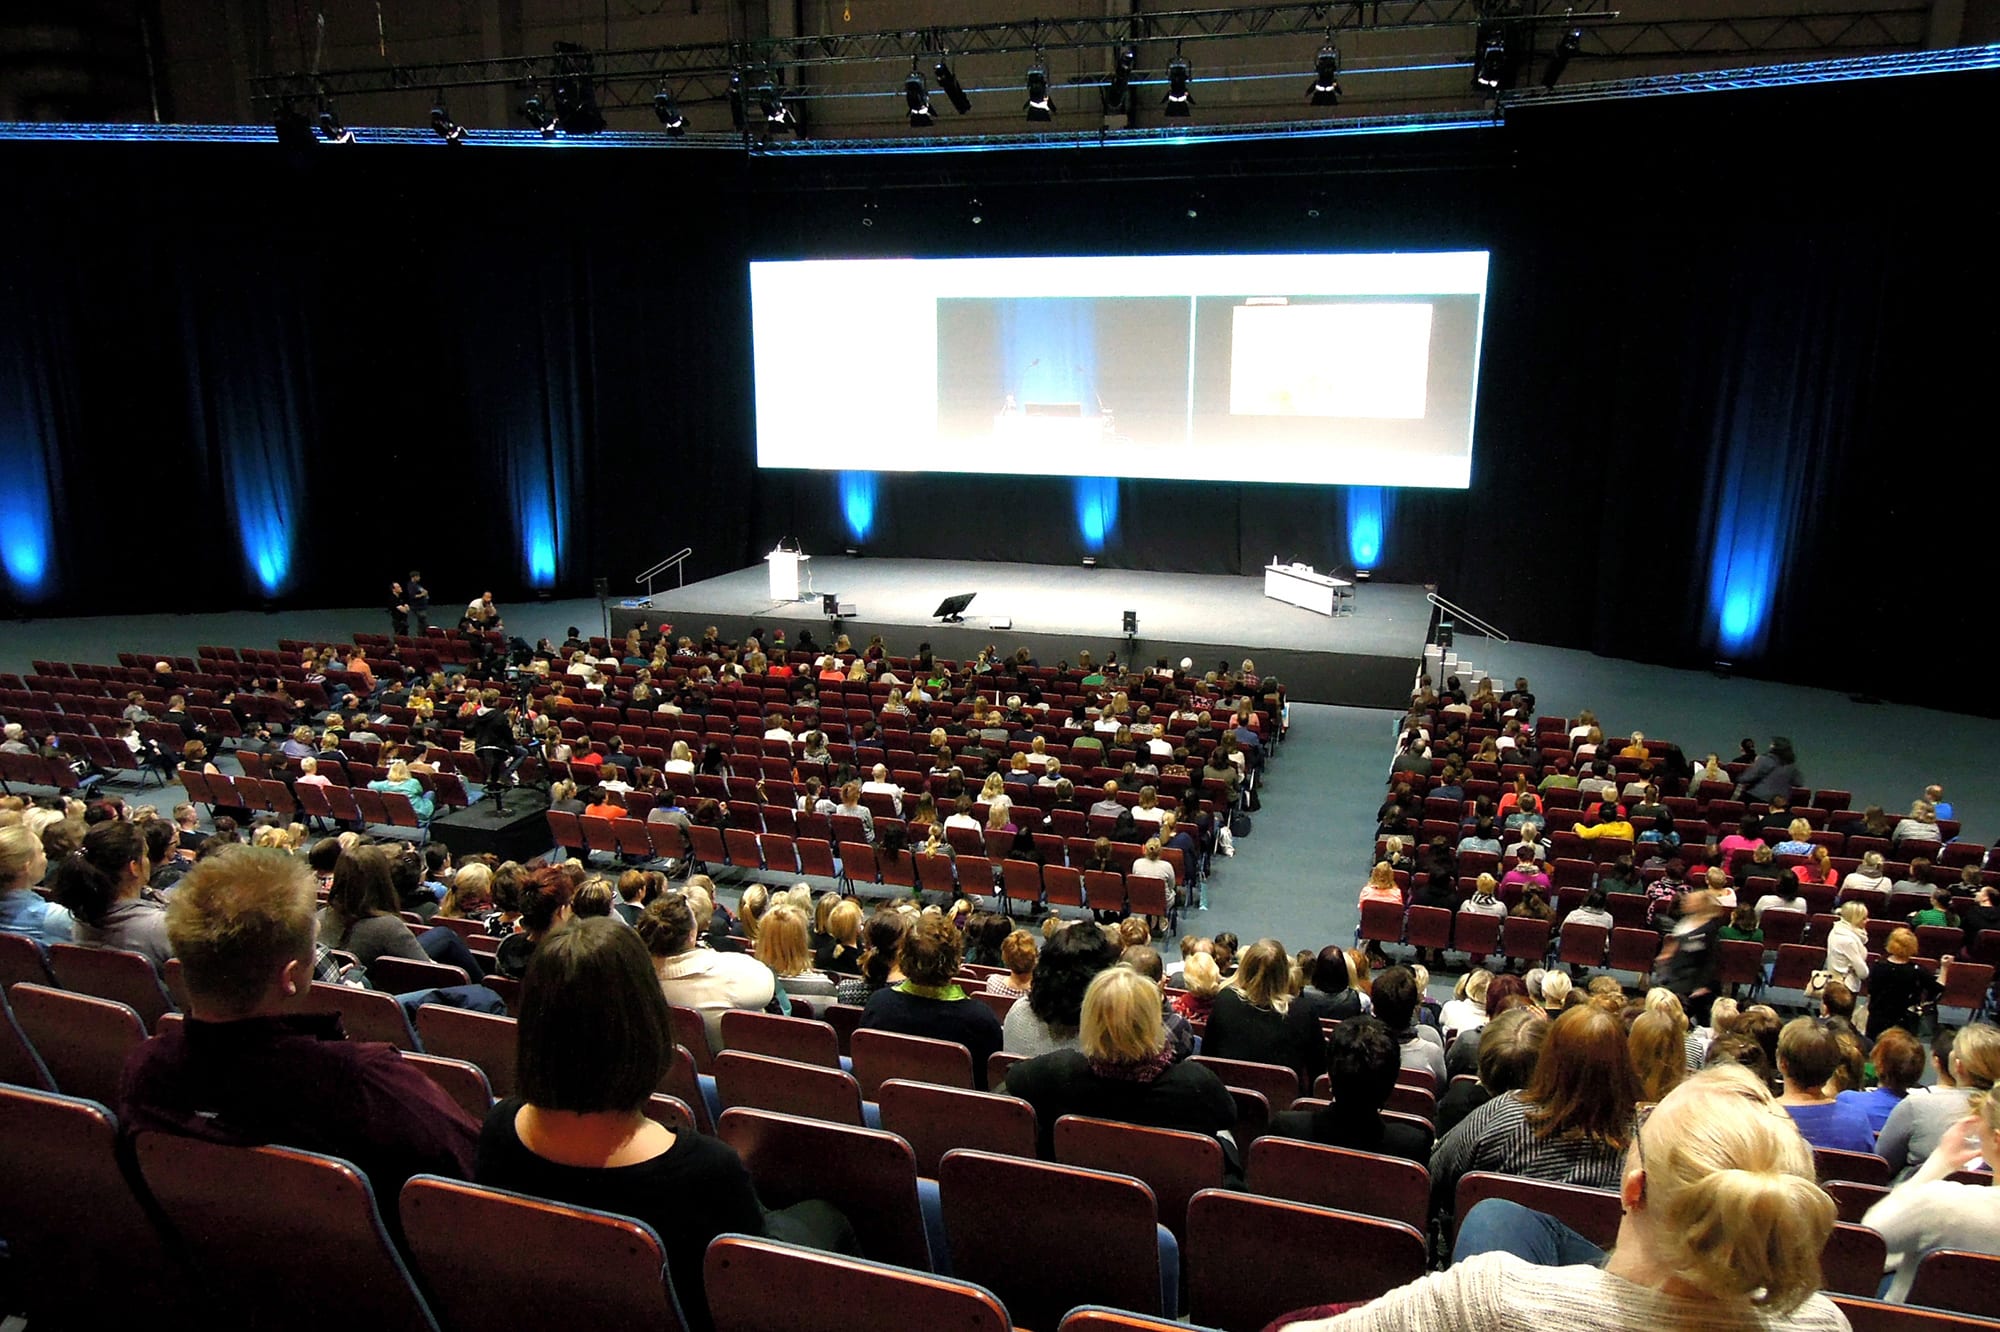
[[1075, 477, 1119, 550], [1347, 486, 1394, 568], [1701, 412, 1808, 658], [513, 479, 561, 589], [0, 473, 55, 601], [839, 471, 877, 541]]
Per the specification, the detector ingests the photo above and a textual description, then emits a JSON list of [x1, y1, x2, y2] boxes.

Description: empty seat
[[401, 1175, 688, 1332], [1186, 1187, 1427, 1332], [719, 1008, 842, 1068], [1453, 1172, 1623, 1249], [8, 982, 148, 1106], [1054, 1113, 1225, 1242], [1905, 1248, 2000, 1319], [401, 1053, 495, 1122], [413, 1004, 518, 1097], [850, 1027, 974, 1099], [1244, 1137, 1429, 1231], [875, 1078, 1038, 1177], [135, 1133, 438, 1331], [707, 1234, 1009, 1332], [713, 1050, 866, 1126], [47, 941, 175, 1031], [716, 1106, 933, 1272]]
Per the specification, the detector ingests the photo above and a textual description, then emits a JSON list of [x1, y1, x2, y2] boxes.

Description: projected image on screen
[[750, 252, 1488, 488], [935, 296, 1189, 461]]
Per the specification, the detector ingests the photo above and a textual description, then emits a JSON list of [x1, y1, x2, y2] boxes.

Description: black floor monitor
[[932, 592, 976, 623]]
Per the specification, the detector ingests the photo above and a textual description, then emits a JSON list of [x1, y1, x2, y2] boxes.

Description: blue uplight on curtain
[[1701, 436, 1807, 657], [0, 300, 69, 604], [840, 471, 878, 542], [1075, 476, 1119, 550], [1346, 486, 1396, 569], [179, 273, 313, 599]]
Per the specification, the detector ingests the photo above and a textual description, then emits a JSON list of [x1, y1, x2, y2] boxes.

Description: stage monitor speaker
[[989, 616, 1012, 630], [933, 592, 977, 623], [593, 577, 610, 598], [1122, 610, 1138, 634], [838, 601, 857, 617]]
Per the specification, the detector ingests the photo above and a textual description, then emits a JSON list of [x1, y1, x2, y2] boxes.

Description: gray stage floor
[[647, 558, 1432, 659]]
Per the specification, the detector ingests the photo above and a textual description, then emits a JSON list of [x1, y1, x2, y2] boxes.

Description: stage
[[613, 558, 1430, 708]]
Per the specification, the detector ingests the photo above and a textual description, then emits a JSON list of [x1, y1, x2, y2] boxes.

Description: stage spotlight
[[519, 93, 557, 137], [1081, 556, 1098, 568], [1163, 53, 1193, 117], [316, 102, 354, 144], [430, 93, 466, 144], [1104, 44, 1137, 110], [1542, 27, 1582, 88], [274, 104, 315, 149], [551, 41, 607, 133], [904, 69, 934, 127], [757, 77, 800, 134], [652, 86, 685, 135], [1473, 28, 1510, 91], [1025, 60, 1053, 121], [935, 58, 972, 114], [1309, 42, 1342, 106]]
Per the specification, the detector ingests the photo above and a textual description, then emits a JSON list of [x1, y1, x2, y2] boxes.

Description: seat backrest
[[1244, 1137, 1429, 1231], [8, 982, 148, 1106], [308, 982, 420, 1050], [1815, 1146, 1893, 1187], [1186, 1187, 1427, 1332], [850, 1026, 975, 1099], [668, 1003, 716, 1067], [1057, 1310, 1201, 1332], [940, 1148, 1164, 1332], [714, 1048, 866, 1125], [0, 929, 56, 990], [1053, 1113, 1223, 1241], [47, 942, 174, 1031], [0, 1086, 190, 1326], [134, 1133, 438, 1332], [401, 1175, 687, 1332], [369, 955, 470, 994], [1832, 1294, 2000, 1332], [716, 1107, 933, 1272], [1906, 1248, 2000, 1318], [413, 1004, 519, 1097], [706, 1234, 1009, 1332], [1820, 1220, 1891, 1297], [718, 1008, 841, 1068], [0, 982, 55, 1090], [1188, 1055, 1299, 1113], [1453, 1172, 1622, 1249], [401, 1053, 495, 1122], [875, 1078, 1038, 1177]]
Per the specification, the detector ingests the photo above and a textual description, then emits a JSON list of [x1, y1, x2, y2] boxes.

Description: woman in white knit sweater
[[1276, 1064, 1845, 1332], [1823, 900, 1872, 993], [1865, 1080, 2000, 1302]]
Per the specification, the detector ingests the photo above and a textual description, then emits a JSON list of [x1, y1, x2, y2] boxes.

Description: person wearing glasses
[[1271, 1064, 1843, 1331]]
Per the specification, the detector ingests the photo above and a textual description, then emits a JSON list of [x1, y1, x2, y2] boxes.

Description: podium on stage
[[766, 548, 810, 601]]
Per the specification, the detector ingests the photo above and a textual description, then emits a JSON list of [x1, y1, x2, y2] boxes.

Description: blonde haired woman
[[1287, 1065, 1841, 1331], [1864, 1071, 2000, 1301], [1201, 938, 1324, 1085], [1823, 900, 1871, 994], [737, 882, 770, 944], [0, 824, 70, 941], [662, 741, 695, 776], [368, 759, 433, 822], [1001, 965, 1236, 1157], [1173, 951, 1223, 1022], [756, 902, 838, 1006]]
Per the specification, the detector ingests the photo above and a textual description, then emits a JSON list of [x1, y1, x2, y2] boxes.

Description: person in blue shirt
[[1836, 1027, 1926, 1138], [1924, 784, 1955, 821], [0, 825, 73, 942], [1777, 1017, 1877, 1152]]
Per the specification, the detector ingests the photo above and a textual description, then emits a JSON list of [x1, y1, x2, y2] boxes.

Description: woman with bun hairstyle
[[1274, 1064, 1843, 1331]]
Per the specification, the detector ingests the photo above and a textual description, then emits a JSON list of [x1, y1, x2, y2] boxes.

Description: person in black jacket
[[1293, 945, 1366, 1025], [858, 912, 1004, 1089], [1199, 938, 1326, 1086], [1000, 965, 1236, 1161], [1268, 1016, 1434, 1164]]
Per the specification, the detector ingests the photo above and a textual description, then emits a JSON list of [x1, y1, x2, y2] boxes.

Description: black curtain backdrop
[[2, 67, 1994, 710]]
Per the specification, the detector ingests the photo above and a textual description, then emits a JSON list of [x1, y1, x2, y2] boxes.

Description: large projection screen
[[750, 251, 1488, 488]]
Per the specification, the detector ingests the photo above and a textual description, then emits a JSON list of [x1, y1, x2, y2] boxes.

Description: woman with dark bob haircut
[[1001, 922, 1123, 1057], [475, 917, 854, 1332]]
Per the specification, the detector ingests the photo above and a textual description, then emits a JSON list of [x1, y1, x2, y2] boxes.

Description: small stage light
[[1474, 30, 1510, 91], [904, 70, 934, 127], [1104, 44, 1137, 111], [316, 103, 354, 144], [1543, 28, 1582, 89], [1081, 556, 1098, 568], [652, 86, 685, 136], [935, 58, 972, 114], [520, 93, 557, 137], [1164, 53, 1193, 118], [430, 93, 466, 144], [1309, 43, 1342, 107], [551, 41, 607, 134], [1025, 60, 1053, 122], [728, 70, 746, 129]]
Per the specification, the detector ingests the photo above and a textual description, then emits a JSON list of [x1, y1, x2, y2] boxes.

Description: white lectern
[[766, 548, 807, 601]]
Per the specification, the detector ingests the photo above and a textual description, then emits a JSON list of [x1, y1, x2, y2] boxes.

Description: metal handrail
[[636, 547, 694, 596], [1425, 592, 1510, 643]]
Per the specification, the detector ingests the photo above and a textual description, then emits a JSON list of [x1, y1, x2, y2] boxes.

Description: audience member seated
[[492, 866, 575, 979], [1293, 945, 1366, 1024], [1429, 1006, 1638, 1220], [1438, 1006, 1548, 1137], [1775, 1017, 1876, 1152], [1837, 1028, 1925, 1138], [1200, 937, 1327, 1086], [120, 845, 478, 1202], [1001, 964, 1235, 1160], [1002, 922, 1121, 1058], [1172, 950, 1222, 1023], [986, 928, 1038, 999], [1880, 1024, 2000, 1179], [1445, 976, 1527, 1079], [835, 909, 909, 1006], [637, 892, 777, 1053], [49, 820, 170, 971], [0, 824, 71, 941], [1373, 965, 1447, 1086], [1269, 1016, 1433, 1164], [475, 916, 855, 1332], [1864, 1069, 2000, 1303], [1276, 1065, 1839, 1332], [859, 912, 1005, 1088], [756, 902, 840, 1007], [1867, 928, 1945, 1042]]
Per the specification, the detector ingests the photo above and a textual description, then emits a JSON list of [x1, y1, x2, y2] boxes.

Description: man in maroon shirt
[[120, 845, 478, 1203]]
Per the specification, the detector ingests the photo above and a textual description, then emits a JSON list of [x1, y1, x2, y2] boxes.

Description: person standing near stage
[[388, 581, 410, 637], [407, 571, 431, 633]]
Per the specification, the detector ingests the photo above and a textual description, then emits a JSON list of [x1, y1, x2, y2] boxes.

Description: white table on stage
[[1263, 562, 1348, 616], [766, 549, 810, 601]]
